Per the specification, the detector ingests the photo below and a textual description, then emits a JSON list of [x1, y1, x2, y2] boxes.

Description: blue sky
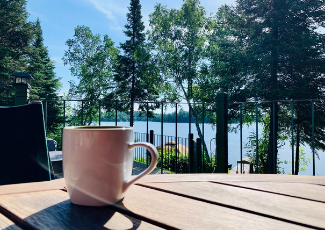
[[26, 0, 236, 96]]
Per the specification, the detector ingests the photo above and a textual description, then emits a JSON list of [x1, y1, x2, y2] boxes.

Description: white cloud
[[85, 0, 128, 25]]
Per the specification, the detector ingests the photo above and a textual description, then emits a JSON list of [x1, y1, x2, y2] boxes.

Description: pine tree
[[0, 0, 33, 104], [222, 0, 325, 173], [111, 0, 161, 126], [28, 19, 62, 134]]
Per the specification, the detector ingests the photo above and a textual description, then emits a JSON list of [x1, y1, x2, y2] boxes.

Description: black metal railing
[[233, 99, 324, 176], [3, 97, 321, 175]]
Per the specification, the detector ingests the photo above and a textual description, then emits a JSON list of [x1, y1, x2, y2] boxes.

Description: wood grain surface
[[136, 181, 325, 229], [0, 213, 22, 230], [137, 173, 325, 185], [0, 179, 65, 196], [215, 181, 325, 202], [0, 175, 324, 230], [121, 184, 307, 229], [0, 190, 161, 230]]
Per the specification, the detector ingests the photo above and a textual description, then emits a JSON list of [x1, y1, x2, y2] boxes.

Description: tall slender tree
[[63, 26, 119, 125], [0, 0, 33, 104], [148, 0, 211, 161], [111, 0, 161, 126], [28, 18, 62, 134]]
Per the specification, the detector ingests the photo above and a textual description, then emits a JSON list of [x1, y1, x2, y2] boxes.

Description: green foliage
[[217, 0, 325, 172], [285, 147, 311, 175], [63, 26, 119, 125], [156, 149, 216, 174], [0, 1, 62, 143], [109, 0, 162, 125], [148, 1, 213, 161], [0, 0, 33, 103], [101, 107, 211, 123], [245, 114, 286, 174], [27, 19, 62, 134]]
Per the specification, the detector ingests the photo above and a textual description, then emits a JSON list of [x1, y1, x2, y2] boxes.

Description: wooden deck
[[0, 174, 324, 229]]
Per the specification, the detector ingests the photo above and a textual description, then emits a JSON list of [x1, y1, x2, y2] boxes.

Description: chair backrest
[[0, 103, 51, 185]]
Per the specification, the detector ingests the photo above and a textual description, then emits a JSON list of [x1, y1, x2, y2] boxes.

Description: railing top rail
[[232, 99, 324, 105], [29, 99, 217, 106]]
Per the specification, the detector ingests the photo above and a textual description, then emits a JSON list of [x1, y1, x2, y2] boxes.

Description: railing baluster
[[175, 103, 178, 174], [255, 103, 259, 173], [99, 101, 101, 126], [240, 103, 243, 174], [273, 102, 276, 174], [291, 101, 294, 175], [161, 102, 164, 174], [312, 101, 315, 176], [63, 100, 66, 127], [146, 102, 149, 168], [115, 101, 118, 126], [202, 103, 205, 173]]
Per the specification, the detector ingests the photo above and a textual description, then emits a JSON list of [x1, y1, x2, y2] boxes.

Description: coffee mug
[[62, 126, 158, 206]]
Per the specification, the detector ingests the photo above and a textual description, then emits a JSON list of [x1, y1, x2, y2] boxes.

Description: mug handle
[[123, 142, 158, 193]]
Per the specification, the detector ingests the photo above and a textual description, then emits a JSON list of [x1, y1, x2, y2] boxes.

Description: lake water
[[101, 121, 325, 176]]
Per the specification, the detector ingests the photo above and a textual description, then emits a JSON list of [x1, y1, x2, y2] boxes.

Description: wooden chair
[[0, 103, 52, 185]]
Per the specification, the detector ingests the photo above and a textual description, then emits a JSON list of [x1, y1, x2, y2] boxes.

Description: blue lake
[[101, 121, 325, 176]]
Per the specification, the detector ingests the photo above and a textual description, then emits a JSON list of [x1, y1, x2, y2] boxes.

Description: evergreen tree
[[28, 19, 62, 134], [0, 0, 33, 104], [111, 0, 161, 126], [221, 0, 325, 173]]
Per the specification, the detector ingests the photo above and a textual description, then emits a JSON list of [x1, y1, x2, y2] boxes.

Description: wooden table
[[0, 174, 324, 229]]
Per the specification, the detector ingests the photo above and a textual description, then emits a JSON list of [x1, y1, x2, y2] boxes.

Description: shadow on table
[[4, 200, 143, 230]]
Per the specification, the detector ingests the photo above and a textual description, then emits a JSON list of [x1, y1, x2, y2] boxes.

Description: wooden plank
[[0, 178, 65, 196], [136, 173, 325, 185], [218, 181, 325, 202], [137, 182, 325, 229], [0, 213, 22, 229], [119, 185, 308, 229], [0, 190, 161, 230], [1, 175, 322, 197]]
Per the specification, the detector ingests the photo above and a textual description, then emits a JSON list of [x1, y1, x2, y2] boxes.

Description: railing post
[[150, 130, 154, 145], [189, 133, 194, 173], [196, 138, 202, 173], [216, 92, 228, 173]]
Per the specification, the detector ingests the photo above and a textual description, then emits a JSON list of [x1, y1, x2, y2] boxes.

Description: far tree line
[[100, 109, 209, 123], [1, 0, 324, 174]]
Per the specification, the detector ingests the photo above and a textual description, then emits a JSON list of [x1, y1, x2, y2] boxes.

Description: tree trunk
[[294, 125, 300, 175], [180, 83, 211, 163], [266, 103, 278, 174]]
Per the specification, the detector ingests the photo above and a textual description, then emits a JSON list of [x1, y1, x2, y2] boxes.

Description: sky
[[26, 0, 236, 96]]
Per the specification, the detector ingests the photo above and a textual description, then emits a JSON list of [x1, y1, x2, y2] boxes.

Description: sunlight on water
[[101, 121, 324, 176]]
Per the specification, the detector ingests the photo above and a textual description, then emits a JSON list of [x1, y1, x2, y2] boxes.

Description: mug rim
[[63, 126, 133, 131]]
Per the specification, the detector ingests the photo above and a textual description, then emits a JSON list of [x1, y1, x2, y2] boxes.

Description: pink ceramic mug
[[62, 126, 158, 206]]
